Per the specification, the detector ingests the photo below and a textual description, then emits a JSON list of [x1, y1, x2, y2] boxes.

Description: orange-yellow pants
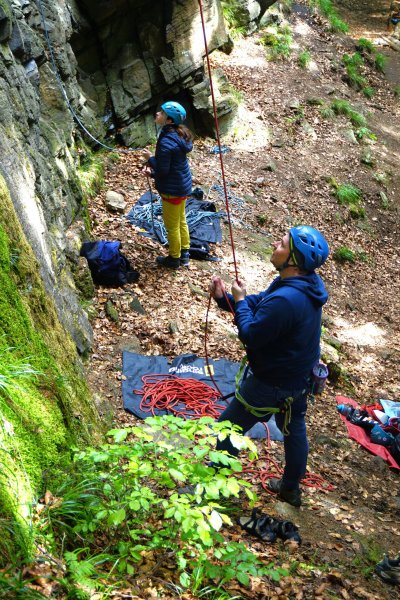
[[161, 197, 190, 258]]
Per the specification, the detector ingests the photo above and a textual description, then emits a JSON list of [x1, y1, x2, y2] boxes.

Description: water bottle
[[337, 404, 353, 417], [312, 363, 329, 395]]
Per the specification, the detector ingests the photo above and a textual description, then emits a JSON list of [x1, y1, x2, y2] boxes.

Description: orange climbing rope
[[135, 374, 225, 418]]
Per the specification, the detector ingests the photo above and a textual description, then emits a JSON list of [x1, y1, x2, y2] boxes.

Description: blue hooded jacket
[[148, 125, 193, 196], [217, 273, 328, 388]]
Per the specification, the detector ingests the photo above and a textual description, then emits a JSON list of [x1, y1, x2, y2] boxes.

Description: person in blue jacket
[[143, 101, 193, 269], [209, 226, 329, 507]]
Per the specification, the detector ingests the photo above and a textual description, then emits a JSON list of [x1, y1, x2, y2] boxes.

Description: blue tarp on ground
[[126, 191, 225, 246], [122, 352, 284, 441]]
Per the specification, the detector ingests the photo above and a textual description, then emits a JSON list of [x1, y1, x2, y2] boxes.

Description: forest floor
[[82, 1, 400, 598]]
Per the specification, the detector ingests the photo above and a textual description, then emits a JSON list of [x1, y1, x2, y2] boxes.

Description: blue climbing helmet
[[161, 101, 187, 125], [289, 225, 329, 271]]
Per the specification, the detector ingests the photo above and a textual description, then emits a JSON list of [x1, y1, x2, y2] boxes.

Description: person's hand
[[142, 150, 151, 161], [141, 165, 152, 176], [209, 276, 225, 299], [232, 279, 246, 302]]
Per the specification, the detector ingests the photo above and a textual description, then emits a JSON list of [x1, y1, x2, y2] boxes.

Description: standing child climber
[[142, 101, 193, 269]]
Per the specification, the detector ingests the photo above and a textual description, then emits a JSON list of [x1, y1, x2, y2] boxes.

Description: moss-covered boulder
[[0, 174, 102, 563]]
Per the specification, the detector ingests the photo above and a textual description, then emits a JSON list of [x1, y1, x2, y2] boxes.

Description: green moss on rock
[[0, 174, 102, 563]]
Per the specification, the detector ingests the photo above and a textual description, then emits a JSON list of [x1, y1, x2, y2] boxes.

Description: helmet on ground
[[289, 225, 329, 271], [161, 101, 186, 125]]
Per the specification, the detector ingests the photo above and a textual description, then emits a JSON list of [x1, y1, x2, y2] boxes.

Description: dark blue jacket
[[148, 125, 193, 196], [217, 274, 328, 388]]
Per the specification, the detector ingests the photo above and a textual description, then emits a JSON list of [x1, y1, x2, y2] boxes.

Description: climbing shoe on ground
[[376, 555, 400, 585], [275, 520, 302, 544], [237, 508, 279, 543], [267, 478, 302, 507], [156, 255, 180, 269], [180, 250, 190, 266]]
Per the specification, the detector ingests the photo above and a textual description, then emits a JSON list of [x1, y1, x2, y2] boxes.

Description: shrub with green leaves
[[41, 416, 287, 593]]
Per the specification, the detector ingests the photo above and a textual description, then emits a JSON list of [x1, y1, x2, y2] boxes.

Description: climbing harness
[[234, 358, 294, 435]]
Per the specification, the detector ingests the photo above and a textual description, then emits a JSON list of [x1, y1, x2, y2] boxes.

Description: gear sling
[[234, 357, 295, 434]]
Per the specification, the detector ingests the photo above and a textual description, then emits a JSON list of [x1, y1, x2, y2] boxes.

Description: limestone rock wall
[[0, 0, 229, 355]]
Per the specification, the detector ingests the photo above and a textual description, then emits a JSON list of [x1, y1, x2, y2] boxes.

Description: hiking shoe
[[156, 255, 180, 269], [180, 250, 190, 266], [376, 555, 400, 585], [267, 478, 302, 508]]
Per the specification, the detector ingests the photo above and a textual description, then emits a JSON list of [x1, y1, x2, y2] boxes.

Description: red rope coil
[[135, 374, 226, 419]]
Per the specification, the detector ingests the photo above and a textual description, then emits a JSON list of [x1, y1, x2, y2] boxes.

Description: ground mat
[[122, 352, 283, 441], [126, 190, 224, 246], [336, 395, 400, 470]]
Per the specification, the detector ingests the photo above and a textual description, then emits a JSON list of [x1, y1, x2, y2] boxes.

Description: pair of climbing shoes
[[237, 508, 301, 544]]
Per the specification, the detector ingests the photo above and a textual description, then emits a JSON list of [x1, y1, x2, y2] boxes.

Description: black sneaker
[[156, 255, 180, 269], [180, 250, 190, 266], [267, 478, 302, 508], [376, 555, 400, 585]]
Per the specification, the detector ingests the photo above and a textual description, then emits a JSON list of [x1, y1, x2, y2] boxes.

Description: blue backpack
[[80, 241, 139, 287]]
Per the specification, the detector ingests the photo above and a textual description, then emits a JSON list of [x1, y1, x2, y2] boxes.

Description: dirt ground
[[85, 1, 400, 598]]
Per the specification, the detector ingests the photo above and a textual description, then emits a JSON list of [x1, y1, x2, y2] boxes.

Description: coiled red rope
[[135, 374, 225, 418], [242, 425, 336, 494]]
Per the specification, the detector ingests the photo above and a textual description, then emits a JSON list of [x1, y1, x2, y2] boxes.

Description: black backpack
[[80, 241, 139, 287], [189, 240, 220, 262]]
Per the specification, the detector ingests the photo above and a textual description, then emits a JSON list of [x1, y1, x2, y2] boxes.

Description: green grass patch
[[333, 246, 368, 263], [351, 534, 385, 578], [356, 38, 374, 54], [259, 24, 293, 61], [309, 0, 348, 33], [330, 99, 367, 127], [298, 50, 312, 68], [374, 53, 386, 73], [333, 183, 365, 218], [221, 0, 249, 38], [394, 85, 400, 98]]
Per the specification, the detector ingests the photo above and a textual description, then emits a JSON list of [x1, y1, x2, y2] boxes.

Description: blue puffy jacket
[[217, 274, 328, 388], [148, 125, 193, 196]]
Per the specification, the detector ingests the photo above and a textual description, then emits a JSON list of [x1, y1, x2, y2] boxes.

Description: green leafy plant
[[259, 25, 293, 61], [298, 50, 312, 68], [354, 127, 376, 141], [394, 85, 400, 98], [221, 1, 248, 38], [40, 417, 287, 593]]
